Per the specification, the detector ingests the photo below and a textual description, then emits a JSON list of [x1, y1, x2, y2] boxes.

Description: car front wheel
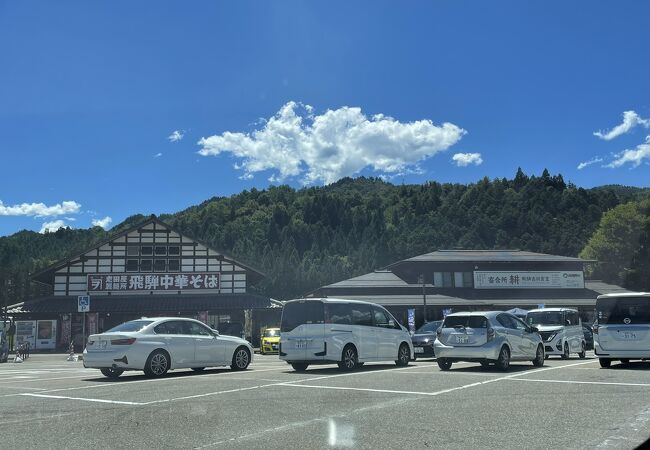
[[496, 346, 510, 371], [395, 343, 410, 367], [231, 347, 251, 371], [291, 363, 308, 372], [532, 345, 544, 367], [578, 343, 586, 359], [599, 358, 611, 368], [561, 342, 570, 359], [338, 345, 358, 371]]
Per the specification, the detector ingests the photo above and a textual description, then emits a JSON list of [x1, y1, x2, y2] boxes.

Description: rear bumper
[[413, 345, 435, 358], [434, 340, 501, 361], [83, 349, 143, 370], [594, 342, 650, 359]]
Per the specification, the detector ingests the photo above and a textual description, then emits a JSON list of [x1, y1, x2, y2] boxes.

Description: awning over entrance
[[8, 293, 272, 314]]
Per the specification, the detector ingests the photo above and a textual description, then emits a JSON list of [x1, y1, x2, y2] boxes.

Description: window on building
[[433, 272, 454, 287], [139, 259, 153, 272], [127, 246, 139, 256], [154, 259, 166, 272], [140, 246, 153, 256], [168, 259, 180, 271], [443, 272, 453, 287], [168, 246, 180, 256], [155, 246, 167, 256], [433, 272, 443, 287], [126, 259, 138, 272], [454, 272, 464, 288], [463, 272, 473, 288]]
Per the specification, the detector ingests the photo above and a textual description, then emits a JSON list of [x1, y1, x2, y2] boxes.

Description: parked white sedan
[[83, 317, 253, 378]]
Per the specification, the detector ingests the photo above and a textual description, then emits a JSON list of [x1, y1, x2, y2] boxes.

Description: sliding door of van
[[325, 303, 376, 361]]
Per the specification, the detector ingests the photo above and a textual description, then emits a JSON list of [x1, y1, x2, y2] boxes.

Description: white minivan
[[279, 298, 414, 372], [594, 293, 650, 368], [526, 308, 586, 359]]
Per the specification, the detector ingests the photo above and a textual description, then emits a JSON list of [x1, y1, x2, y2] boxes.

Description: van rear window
[[280, 301, 324, 332], [597, 297, 650, 325], [443, 316, 488, 328]]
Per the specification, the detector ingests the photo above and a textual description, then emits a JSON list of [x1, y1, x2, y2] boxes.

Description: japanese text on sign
[[473, 271, 584, 289], [87, 273, 220, 292]]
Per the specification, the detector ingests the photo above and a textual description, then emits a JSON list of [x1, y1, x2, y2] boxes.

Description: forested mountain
[[1, 169, 649, 302]]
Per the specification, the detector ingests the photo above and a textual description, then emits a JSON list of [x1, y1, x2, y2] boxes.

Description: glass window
[[126, 259, 138, 272], [496, 314, 514, 329], [351, 304, 373, 326], [263, 329, 280, 337], [442, 272, 453, 287], [107, 320, 153, 333], [168, 246, 180, 256], [415, 321, 443, 334], [510, 315, 527, 331], [140, 246, 153, 256], [463, 272, 473, 288], [168, 259, 180, 271], [373, 307, 391, 327], [127, 246, 139, 256], [186, 321, 213, 336], [597, 297, 650, 324], [139, 259, 152, 272], [444, 315, 488, 328], [154, 259, 166, 272], [326, 303, 353, 325], [155, 246, 167, 256], [454, 272, 463, 288], [281, 300, 324, 332], [154, 321, 185, 335], [433, 272, 443, 287]]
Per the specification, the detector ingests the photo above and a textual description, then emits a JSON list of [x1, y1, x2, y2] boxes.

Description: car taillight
[[87, 340, 94, 345], [487, 328, 495, 341], [111, 338, 137, 345]]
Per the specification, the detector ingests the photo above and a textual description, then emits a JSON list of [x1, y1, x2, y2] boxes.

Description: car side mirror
[[212, 330, 219, 337], [388, 320, 395, 327], [530, 326, 538, 333]]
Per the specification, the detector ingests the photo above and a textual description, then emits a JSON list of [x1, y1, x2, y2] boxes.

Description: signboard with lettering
[[473, 271, 584, 289], [87, 273, 220, 292]]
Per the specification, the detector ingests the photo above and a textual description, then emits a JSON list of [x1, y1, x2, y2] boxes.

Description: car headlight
[[546, 333, 558, 342]]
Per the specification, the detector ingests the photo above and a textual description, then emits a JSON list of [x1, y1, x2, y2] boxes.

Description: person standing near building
[[7, 319, 15, 352]]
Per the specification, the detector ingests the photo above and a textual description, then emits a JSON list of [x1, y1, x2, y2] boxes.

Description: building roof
[[330, 294, 599, 307], [387, 249, 593, 266], [31, 215, 265, 285], [323, 270, 410, 289], [7, 293, 272, 314], [584, 280, 633, 296]]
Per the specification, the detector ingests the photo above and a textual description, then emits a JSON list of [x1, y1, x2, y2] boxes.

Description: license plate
[[414, 347, 424, 354], [620, 332, 638, 340], [98, 341, 107, 349], [272, 344, 278, 350], [455, 336, 469, 344], [295, 341, 306, 349]]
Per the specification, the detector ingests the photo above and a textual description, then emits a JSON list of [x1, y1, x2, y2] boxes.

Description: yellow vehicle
[[260, 327, 281, 355]]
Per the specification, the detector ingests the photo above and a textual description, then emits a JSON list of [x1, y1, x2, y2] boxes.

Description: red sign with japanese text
[[87, 273, 220, 292]]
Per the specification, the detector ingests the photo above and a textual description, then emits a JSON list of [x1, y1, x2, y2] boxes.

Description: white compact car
[[83, 317, 253, 378], [526, 308, 586, 359], [279, 298, 414, 372], [594, 292, 650, 368]]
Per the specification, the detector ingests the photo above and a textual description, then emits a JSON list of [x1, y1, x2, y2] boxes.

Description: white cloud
[[577, 156, 604, 170], [198, 101, 466, 184], [606, 136, 650, 168], [452, 152, 483, 167], [0, 200, 81, 217], [39, 220, 68, 234], [168, 130, 184, 142], [91, 216, 113, 229], [593, 111, 650, 141], [154, 152, 163, 158]]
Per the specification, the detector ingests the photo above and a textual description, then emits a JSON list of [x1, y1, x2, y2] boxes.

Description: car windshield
[[596, 298, 650, 324], [526, 312, 564, 326], [263, 329, 280, 337], [415, 321, 443, 334], [443, 316, 488, 328], [106, 320, 154, 333]]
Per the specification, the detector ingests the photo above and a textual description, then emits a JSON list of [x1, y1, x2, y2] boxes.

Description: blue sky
[[1, 1, 649, 236]]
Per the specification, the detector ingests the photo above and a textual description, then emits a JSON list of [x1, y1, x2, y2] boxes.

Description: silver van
[[594, 293, 650, 368], [526, 308, 586, 359]]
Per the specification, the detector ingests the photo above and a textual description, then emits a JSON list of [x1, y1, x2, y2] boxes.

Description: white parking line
[[20, 393, 147, 405], [508, 378, 650, 388]]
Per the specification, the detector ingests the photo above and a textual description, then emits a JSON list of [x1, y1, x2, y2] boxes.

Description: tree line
[[1, 169, 648, 304]]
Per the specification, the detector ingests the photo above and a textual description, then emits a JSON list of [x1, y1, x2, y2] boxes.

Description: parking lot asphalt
[[1, 353, 649, 449]]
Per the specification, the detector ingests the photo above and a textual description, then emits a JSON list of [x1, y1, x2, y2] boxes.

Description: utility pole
[[418, 274, 427, 323]]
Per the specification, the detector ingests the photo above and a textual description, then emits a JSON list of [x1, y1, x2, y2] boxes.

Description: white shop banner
[[473, 271, 584, 289]]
